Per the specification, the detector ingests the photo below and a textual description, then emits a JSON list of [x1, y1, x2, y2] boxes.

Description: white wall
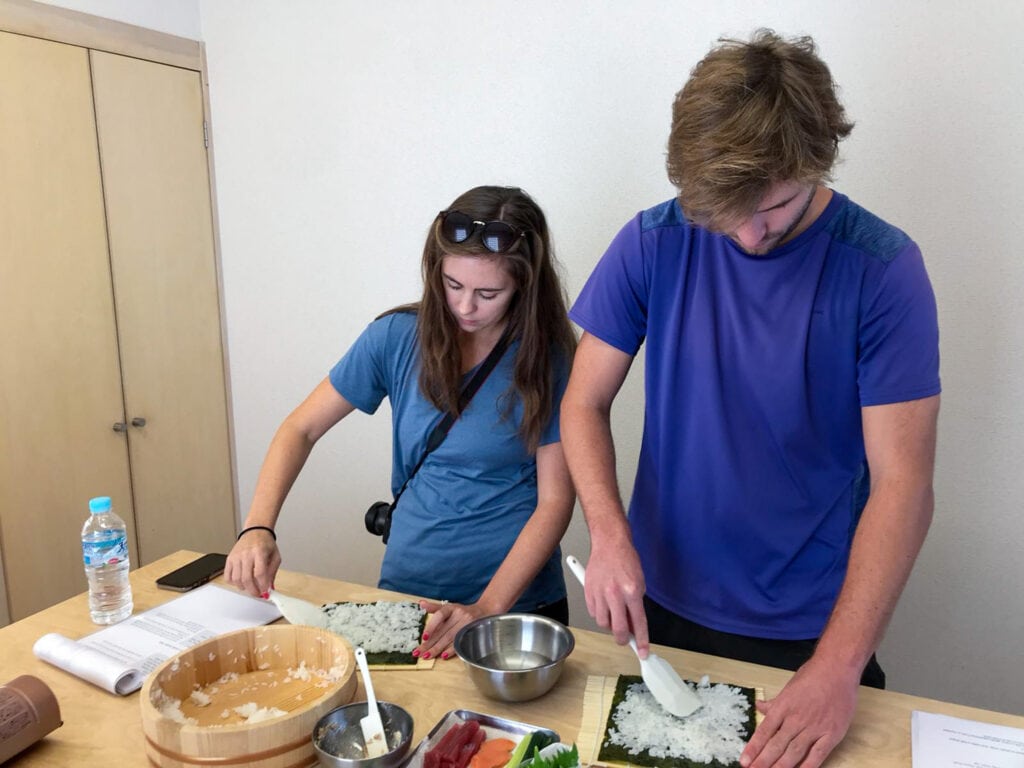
[[49, 0, 1024, 714], [199, 0, 1024, 715], [33, 0, 200, 39]]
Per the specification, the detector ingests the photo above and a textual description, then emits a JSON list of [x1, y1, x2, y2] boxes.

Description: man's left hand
[[740, 657, 859, 768]]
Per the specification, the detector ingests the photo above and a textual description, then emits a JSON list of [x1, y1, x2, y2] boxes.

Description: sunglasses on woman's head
[[438, 210, 526, 254]]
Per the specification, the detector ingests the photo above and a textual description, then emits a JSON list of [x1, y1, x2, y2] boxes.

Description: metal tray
[[402, 709, 559, 768]]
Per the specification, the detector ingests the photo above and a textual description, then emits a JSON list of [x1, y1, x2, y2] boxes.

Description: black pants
[[525, 597, 569, 626], [645, 596, 886, 689]]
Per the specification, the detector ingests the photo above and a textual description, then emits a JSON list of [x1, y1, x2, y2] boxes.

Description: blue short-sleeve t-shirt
[[570, 192, 940, 639], [329, 311, 566, 611]]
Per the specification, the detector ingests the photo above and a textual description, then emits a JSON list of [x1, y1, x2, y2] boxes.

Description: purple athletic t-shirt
[[570, 192, 940, 639]]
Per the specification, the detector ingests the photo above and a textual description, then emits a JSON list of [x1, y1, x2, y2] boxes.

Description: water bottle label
[[82, 532, 128, 567]]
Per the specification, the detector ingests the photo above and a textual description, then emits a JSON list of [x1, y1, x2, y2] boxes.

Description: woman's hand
[[225, 529, 281, 597], [415, 599, 488, 660]]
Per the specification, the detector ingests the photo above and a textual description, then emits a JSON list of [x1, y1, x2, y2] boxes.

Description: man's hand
[[585, 536, 650, 656], [740, 656, 859, 768]]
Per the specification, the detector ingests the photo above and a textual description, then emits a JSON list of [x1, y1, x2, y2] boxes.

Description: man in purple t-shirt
[[562, 30, 940, 768]]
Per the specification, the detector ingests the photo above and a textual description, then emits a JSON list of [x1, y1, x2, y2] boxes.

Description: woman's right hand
[[225, 529, 281, 597]]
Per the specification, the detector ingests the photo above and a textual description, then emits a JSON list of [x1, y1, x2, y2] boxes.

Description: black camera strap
[[389, 329, 513, 514]]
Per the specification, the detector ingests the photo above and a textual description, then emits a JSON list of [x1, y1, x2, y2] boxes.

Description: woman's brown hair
[[667, 29, 854, 229], [385, 186, 575, 453]]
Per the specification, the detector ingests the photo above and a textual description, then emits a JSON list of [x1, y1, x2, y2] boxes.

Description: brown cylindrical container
[[0, 675, 62, 763]]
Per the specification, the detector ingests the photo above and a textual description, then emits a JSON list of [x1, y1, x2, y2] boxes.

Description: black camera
[[364, 500, 394, 543]]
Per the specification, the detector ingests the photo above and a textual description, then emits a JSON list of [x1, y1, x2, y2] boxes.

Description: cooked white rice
[[605, 680, 751, 764], [154, 691, 197, 725], [323, 601, 424, 653], [232, 702, 287, 723]]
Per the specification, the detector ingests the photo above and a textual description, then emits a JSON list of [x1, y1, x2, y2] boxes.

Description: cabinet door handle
[[131, 417, 147, 428], [112, 422, 127, 433]]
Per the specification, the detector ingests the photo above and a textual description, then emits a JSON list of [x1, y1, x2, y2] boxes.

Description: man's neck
[[781, 185, 833, 246]]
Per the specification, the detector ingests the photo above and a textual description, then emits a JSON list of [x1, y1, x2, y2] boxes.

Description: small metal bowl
[[312, 701, 414, 768], [454, 614, 575, 702]]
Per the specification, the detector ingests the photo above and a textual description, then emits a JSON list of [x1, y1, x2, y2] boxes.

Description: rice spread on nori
[[322, 601, 427, 664], [598, 675, 756, 768]]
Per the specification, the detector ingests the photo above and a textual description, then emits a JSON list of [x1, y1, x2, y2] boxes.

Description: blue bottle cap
[[89, 496, 112, 514]]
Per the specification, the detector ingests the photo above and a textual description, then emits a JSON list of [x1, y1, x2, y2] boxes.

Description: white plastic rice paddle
[[566, 555, 702, 718], [354, 647, 388, 757], [267, 589, 329, 629]]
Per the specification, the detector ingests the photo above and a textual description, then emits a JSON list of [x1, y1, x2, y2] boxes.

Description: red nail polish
[[441, 652, 449, 660], [422, 633, 430, 641], [412, 649, 420, 658], [423, 652, 431, 660], [261, 591, 269, 599]]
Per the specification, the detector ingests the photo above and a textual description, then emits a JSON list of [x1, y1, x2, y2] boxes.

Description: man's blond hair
[[667, 29, 854, 229]]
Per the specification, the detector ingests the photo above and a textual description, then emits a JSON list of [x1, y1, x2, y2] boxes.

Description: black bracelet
[[237, 525, 276, 541]]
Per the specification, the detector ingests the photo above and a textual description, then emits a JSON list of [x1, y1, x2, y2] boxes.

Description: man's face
[[719, 181, 818, 255]]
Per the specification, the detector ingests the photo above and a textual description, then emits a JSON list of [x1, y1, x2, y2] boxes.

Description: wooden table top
[[1, 550, 1021, 766]]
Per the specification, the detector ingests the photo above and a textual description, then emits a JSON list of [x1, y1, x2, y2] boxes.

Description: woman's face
[[441, 254, 516, 337]]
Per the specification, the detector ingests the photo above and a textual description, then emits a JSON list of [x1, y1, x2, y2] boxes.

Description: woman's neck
[[458, 322, 508, 372]]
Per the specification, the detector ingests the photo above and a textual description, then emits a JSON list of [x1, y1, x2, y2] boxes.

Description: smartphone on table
[[155, 553, 228, 591]]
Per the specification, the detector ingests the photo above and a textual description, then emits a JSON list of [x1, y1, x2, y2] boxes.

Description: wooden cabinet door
[[0, 31, 136, 620], [90, 51, 237, 564]]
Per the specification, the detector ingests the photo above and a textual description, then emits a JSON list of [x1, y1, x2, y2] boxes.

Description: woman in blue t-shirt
[[226, 186, 577, 660]]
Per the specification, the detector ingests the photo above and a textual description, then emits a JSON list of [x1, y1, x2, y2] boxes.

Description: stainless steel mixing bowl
[[454, 614, 574, 702]]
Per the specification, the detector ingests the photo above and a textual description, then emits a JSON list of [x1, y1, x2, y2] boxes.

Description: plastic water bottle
[[81, 496, 133, 624]]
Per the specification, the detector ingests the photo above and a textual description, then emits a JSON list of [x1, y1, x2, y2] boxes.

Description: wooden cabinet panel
[[0, 31, 136, 619], [90, 51, 237, 563], [0, 20, 236, 623]]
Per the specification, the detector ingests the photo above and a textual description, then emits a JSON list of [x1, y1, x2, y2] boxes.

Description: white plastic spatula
[[267, 589, 329, 629], [354, 647, 388, 758], [566, 555, 702, 718]]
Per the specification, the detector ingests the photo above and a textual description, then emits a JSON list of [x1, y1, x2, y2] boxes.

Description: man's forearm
[[813, 396, 939, 677], [559, 332, 650, 645], [813, 477, 934, 677], [560, 398, 629, 539]]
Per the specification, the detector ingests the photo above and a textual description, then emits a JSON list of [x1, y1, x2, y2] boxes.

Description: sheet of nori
[[320, 601, 428, 665], [596, 674, 756, 768]]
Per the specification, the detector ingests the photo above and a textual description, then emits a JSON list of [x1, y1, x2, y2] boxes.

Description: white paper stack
[[912, 710, 1024, 768], [33, 584, 282, 695]]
